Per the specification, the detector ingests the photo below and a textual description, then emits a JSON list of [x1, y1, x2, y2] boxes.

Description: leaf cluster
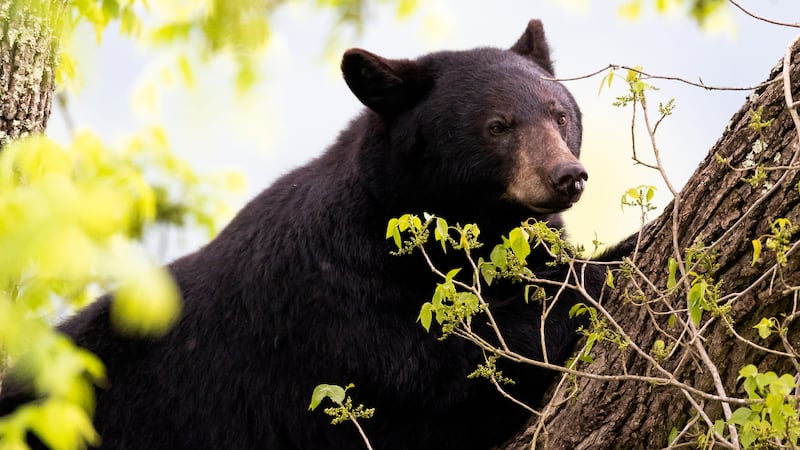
[[0, 129, 240, 449], [725, 365, 800, 448], [308, 383, 375, 426]]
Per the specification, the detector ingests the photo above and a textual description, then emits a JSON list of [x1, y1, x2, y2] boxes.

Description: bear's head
[[342, 19, 586, 221]]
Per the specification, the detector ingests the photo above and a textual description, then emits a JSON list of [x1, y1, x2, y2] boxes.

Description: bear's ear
[[341, 48, 431, 115], [510, 19, 555, 75]]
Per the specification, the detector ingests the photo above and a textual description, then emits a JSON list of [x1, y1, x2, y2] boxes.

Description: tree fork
[[500, 37, 800, 450]]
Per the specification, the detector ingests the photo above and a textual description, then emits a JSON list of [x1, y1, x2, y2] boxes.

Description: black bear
[[1, 19, 611, 450]]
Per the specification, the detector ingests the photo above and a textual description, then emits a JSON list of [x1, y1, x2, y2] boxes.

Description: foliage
[[58, 0, 419, 93], [729, 365, 800, 448], [382, 46, 800, 447], [617, 0, 729, 29], [0, 119, 247, 446], [309, 383, 375, 449]]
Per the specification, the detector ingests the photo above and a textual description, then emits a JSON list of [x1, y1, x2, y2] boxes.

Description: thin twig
[[728, 0, 800, 29], [349, 415, 375, 450], [543, 64, 779, 91]]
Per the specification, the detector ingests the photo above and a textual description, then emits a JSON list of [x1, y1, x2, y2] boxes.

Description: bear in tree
[[1, 19, 615, 450]]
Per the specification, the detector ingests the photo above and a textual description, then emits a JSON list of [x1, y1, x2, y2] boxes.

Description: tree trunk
[[0, 0, 62, 148], [500, 37, 800, 449]]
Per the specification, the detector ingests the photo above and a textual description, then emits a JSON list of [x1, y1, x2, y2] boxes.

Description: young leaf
[[568, 303, 589, 318], [309, 384, 346, 410], [605, 268, 615, 289], [508, 227, 531, 262], [489, 245, 507, 270], [713, 419, 725, 435], [445, 268, 461, 282], [751, 239, 762, 266], [417, 303, 433, 332], [728, 407, 752, 426], [738, 364, 758, 379], [752, 317, 773, 339], [666, 257, 677, 289], [479, 261, 496, 286], [385, 218, 401, 248], [687, 283, 704, 326], [434, 217, 449, 252]]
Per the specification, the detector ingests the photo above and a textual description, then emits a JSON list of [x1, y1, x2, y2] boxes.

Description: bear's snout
[[549, 162, 588, 203]]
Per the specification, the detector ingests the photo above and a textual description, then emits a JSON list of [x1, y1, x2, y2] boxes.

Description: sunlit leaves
[[0, 128, 238, 448], [616, 0, 730, 30], [753, 218, 797, 267], [0, 399, 100, 450], [620, 185, 657, 212], [732, 365, 800, 447]]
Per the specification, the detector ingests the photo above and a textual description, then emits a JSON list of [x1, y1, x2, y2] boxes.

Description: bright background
[[46, 0, 799, 257]]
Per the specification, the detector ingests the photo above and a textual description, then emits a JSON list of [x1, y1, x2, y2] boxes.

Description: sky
[[46, 0, 800, 258]]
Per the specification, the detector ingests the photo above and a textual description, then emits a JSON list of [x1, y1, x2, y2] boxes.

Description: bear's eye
[[488, 121, 508, 136], [557, 114, 568, 126]]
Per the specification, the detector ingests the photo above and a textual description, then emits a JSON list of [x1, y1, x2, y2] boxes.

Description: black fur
[[1, 20, 615, 450]]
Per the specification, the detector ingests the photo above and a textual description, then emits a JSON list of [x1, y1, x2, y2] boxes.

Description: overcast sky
[[47, 0, 799, 256]]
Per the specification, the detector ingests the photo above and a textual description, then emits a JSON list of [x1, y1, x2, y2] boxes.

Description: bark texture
[[0, 0, 62, 148], [500, 38, 800, 449]]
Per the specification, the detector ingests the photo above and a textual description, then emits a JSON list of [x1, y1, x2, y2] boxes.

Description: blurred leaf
[[112, 266, 182, 337]]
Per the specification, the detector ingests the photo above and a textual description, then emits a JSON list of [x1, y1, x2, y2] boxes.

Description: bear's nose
[[550, 163, 588, 201]]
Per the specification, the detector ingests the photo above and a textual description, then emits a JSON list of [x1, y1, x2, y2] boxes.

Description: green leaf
[[755, 372, 777, 391], [667, 427, 678, 444], [738, 364, 758, 379], [687, 282, 704, 326], [445, 268, 461, 282], [645, 186, 655, 202], [480, 261, 496, 286], [309, 384, 346, 410], [740, 427, 757, 449], [434, 217, 449, 252], [765, 392, 783, 414], [773, 374, 796, 396], [489, 245, 507, 270], [28, 400, 100, 450], [508, 227, 531, 262], [417, 302, 433, 332], [751, 239, 762, 266], [729, 407, 752, 426], [752, 317, 773, 339], [457, 292, 479, 309], [102, 0, 120, 19], [568, 303, 589, 318], [385, 218, 401, 248], [713, 419, 725, 435], [666, 257, 677, 289], [743, 376, 759, 399], [598, 70, 615, 95], [111, 266, 181, 337], [605, 268, 615, 289]]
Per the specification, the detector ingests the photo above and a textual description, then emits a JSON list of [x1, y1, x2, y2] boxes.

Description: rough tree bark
[[499, 37, 800, 450], [0, 0, 62, 148]]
